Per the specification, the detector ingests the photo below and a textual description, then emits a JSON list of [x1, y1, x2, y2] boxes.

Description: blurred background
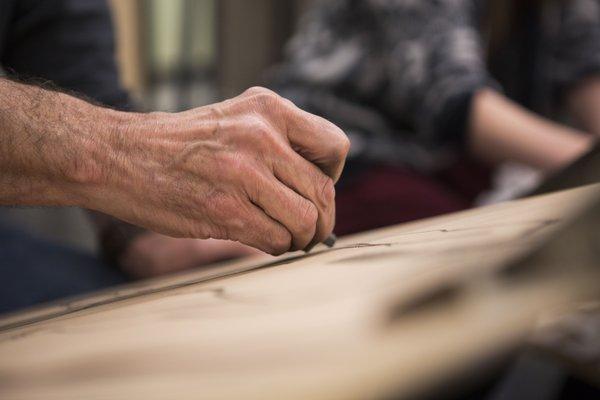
[[1, 2, 598, 397], [111, 0, 312, 108], [0, 0, 313, 253], [1, 0, 594, 258]]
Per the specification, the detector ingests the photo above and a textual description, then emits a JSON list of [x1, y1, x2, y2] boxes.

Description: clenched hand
[[88, 87, 350, 255]]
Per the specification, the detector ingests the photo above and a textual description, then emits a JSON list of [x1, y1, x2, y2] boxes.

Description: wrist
[[66, 106, 143, 210], [74, 108, 216, 234], [81, 107, 216, 209]]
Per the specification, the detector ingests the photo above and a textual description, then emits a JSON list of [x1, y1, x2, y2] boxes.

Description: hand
[[119, 232, 262, 278], [88, 87, 350, 255]]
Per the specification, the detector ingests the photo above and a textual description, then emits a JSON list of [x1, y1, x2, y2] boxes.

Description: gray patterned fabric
[[269, 0, 600, 172]]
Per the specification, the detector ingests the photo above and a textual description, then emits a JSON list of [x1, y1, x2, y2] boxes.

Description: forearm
[[568, 76, 600, 136], [0, 79, 207, 229], [468, 89, 594, 172], [0, 78, 125, 207], [0, 82, 348, 255]]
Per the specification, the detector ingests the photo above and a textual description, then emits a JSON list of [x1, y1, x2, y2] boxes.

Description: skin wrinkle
[[272, 146, 335, 247], [1, 82, 347, 255], [155, 116, 242, 239]]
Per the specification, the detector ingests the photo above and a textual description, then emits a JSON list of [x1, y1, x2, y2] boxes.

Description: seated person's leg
[[335, 160, 491, 236], [0, 226, 128, 315]]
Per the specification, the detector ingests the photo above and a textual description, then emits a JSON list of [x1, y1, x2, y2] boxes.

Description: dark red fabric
[[334, 161, 492, 236]]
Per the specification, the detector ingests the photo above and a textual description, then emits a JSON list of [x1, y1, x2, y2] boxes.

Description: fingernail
[[323, 233, 337, 248]]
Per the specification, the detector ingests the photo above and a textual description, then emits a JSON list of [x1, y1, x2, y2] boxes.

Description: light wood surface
[[1, 185, 600, 400]]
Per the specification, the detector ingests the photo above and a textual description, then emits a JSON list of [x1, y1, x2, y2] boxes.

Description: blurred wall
[[110, 0, 146, 95], [111, 0, 311, 103]]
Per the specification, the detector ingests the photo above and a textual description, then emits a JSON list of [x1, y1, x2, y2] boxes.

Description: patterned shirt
[[269, 0, 600, 172]]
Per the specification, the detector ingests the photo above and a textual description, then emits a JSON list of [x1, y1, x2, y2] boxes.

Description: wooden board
[[1, 185, 600, 400]]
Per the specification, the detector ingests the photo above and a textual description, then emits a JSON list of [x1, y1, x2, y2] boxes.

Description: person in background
[[270, 0, 600, 235], [0, 0, 348, 313]]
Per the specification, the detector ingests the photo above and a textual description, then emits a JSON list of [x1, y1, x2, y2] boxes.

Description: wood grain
[[1, 185, 600, 400]]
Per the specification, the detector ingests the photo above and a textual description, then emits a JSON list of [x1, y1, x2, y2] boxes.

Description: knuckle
[[244, 116, 278, 147], [318, 175, 336, 206], [241, 87, 260, 100], [297, 200, 318, 234], [244, 86, 269, 97], [253, 118, 276, 140], [244, 86, 280, 101], [338, 133, 351, 157], [280, 95, 297, 109], [331, 129, 351, 159], [270, 230, 292, 255], [245, 86, 281, 107]]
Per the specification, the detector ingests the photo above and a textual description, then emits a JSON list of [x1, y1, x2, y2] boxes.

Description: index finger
[[281, 100, 350, 183]]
